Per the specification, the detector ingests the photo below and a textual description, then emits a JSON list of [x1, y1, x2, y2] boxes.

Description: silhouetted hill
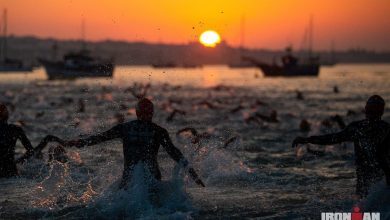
[[4, 35, 390, 66]]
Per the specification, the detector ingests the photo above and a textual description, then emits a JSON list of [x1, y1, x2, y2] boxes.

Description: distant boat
[[243, 17, 320, 77], [243, 55, 320, 77], [0, 9, 33, 72], [228, 61, 255, 68], [152, 62, 177, 68], [39, 20, 114, 80], [39, 50, 114, 80], [181, 63, 202, 68]]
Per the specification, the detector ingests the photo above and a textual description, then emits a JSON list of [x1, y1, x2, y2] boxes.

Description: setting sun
[[199, 30, 221, 47]]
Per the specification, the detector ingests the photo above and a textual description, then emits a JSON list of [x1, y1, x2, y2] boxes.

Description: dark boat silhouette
[[0, 58, 33, 72], [243, 53, 320, 77], [0, 9, 33, 72], [39, 20, 114, 80], [243, 17, 320, 77], [152, 62, 177, 68], [39, 50, 114, 80]]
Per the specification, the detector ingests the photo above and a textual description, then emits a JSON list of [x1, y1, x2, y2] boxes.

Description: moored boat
[[39, 51, 114, 80]]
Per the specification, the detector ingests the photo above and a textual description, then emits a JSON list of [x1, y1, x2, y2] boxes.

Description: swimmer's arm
[[292, 124, 354, 147], [34, 135, 65, 152], [161, 130, 205, 187], [161, 130, 188, 164], [69, 125, 122, 148], [16, 135, 64, 163], [16, 126, 34, 153], [377, 134, 390, 185]]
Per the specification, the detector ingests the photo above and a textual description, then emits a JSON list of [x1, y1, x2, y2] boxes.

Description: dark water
[[0, 65, 389, 219]]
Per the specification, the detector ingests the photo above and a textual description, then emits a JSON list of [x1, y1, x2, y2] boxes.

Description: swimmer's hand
[[292, 137, 309, 148], [188, 167, 206, 187]]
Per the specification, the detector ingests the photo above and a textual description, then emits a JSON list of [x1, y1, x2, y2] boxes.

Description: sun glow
[[199, 30, 221, 47]]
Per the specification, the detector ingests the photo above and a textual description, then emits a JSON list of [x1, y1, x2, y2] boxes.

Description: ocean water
[[0, 64, 390, 219]]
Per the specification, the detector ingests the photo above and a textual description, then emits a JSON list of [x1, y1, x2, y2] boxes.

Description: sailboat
[[0, 9, 33, 72], [243, 17, 320, 77], [39, 20, 114, 80]]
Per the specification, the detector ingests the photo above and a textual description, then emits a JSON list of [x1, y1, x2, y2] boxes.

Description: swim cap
[[365, 95, 385, 118], [0, 103, 9, 122], [136, 98, 154, 121]]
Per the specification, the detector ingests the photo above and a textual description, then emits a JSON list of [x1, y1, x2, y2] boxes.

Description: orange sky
[[1, 0, 389, 51]]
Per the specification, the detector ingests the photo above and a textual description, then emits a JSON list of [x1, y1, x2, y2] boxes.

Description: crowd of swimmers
[[0, 93, 389, 201]]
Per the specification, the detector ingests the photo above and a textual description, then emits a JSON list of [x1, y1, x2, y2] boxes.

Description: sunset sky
[[1, 0, 389, 51]]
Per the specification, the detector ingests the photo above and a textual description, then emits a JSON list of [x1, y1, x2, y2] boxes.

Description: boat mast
[[1, 9, 7, 61], [240, 14, 245, 51], [81, 18, 86, 51], [308, 15, 314, 58]]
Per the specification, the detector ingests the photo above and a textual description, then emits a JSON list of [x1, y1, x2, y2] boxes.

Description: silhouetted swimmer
[[330, 114, 346, 129], [333, 85, 339, 93], [230, 105, 245, 114], [125, 82, 151, 100], [197, 100, 217, 109], [0, 103, 33, 177], [299, 119, 311, 132], [296, 90, 304, 100], [255, 110, 279, 123], [347, 110, 357, 116], [166, 108, 186, 122], [66, 98, 205, 188], [223, 136, 239, 149], [292, 95, 390, 198], [77, 98, 85, 113], [176, 127, 211, 144]]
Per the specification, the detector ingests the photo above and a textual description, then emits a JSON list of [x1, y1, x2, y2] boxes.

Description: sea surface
[[0, 64, 390, 219]]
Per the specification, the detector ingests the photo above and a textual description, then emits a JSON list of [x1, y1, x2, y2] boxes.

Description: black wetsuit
[[306, 119, 390, 197], [77, 120, 188, 185], [0, 122, 34, 177]]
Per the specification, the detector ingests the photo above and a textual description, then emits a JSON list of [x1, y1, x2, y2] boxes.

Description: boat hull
[[40, 59, 114, 80], [256, 63, 320, 77], [0, 66, 33, 72]]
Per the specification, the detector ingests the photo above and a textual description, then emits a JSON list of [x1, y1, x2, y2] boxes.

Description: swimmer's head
[[365, 95, 385, 120], [136, 98, 154, 121], [0, 103, 9, 122]]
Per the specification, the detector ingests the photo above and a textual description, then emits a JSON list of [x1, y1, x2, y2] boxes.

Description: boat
[[152, 62, 177, 68], [242, 50, 320, 77], [39, 50, 114, 80], [0, 9, 33, 72], [243, 17, 320, 77], [39, 20, 114, 80]]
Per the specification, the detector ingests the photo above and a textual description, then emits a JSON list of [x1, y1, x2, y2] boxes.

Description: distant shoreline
[[4, 35, 390, 66]]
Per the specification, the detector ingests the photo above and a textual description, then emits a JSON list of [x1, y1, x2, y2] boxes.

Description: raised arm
[[68, 125, 122, 148], [292, 123, 354, 148], [161, 129, 205, 187]]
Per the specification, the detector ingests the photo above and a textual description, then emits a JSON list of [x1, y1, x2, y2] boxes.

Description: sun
[[199, 30, 221, 47]]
